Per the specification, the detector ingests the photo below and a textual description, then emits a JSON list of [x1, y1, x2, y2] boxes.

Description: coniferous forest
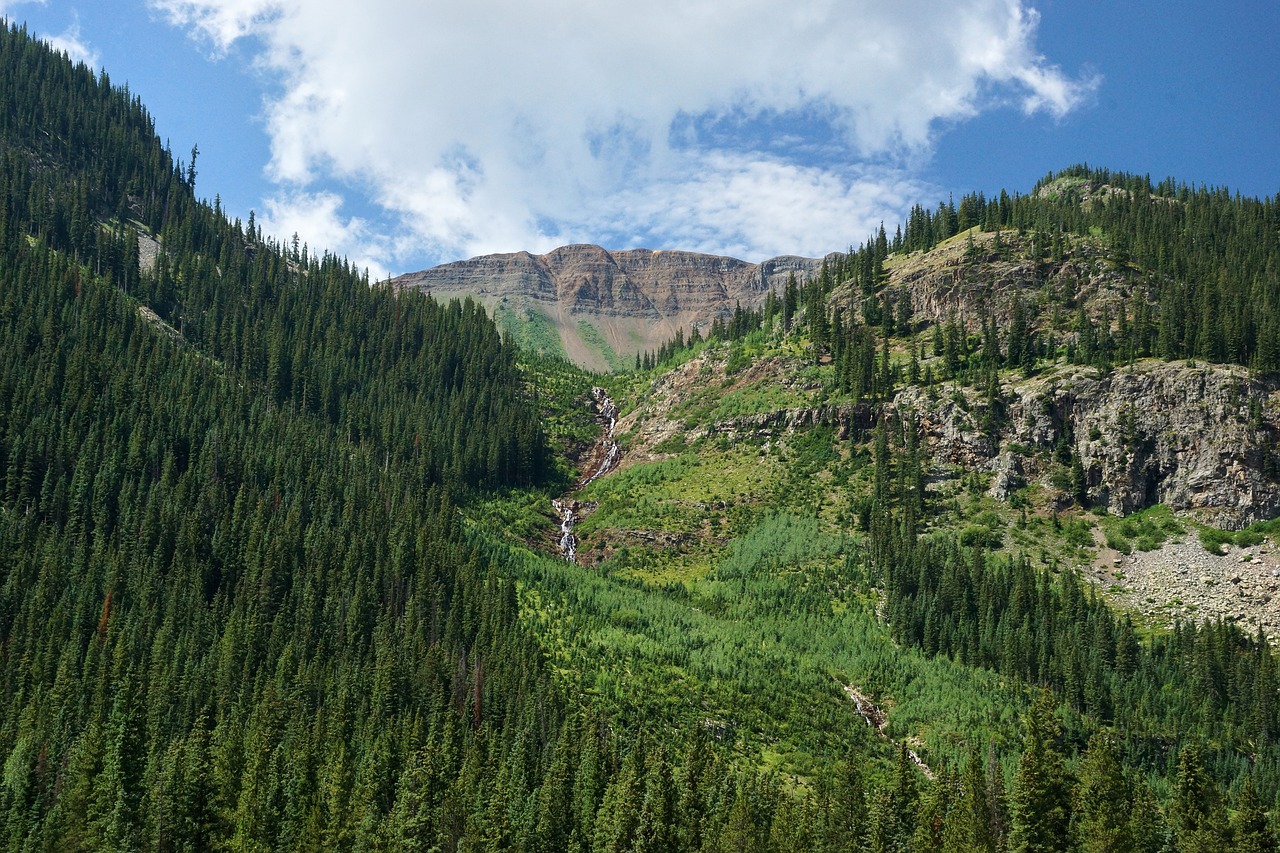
[[7, 19, 1280, 852]]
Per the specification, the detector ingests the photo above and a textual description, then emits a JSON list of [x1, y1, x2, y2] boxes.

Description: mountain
[[0, 22, 566, 850], [9, 19, 1280, 850], [393, 244, 826, 370]]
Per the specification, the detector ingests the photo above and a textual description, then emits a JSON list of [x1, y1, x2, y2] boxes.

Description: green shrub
[[1135, 534, 1161, 552], [1235, 529, 1265, 548], [959, 524, 1003, 549], [1105, 530, 1133, 554], [1063, 518, 1094, 548], [725, 345, 751, 375], [1199, 527, 1233, 554]]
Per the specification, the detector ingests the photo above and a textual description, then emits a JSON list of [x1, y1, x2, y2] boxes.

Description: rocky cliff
[[831, 228, 1136, 338], [392, 245, 825, 371], [894, 361, 1280, 527]]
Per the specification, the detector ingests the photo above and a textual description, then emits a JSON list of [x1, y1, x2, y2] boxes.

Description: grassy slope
[[494, 302, 568, 360]]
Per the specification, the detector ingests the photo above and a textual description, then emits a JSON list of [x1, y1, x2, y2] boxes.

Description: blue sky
[[4, 1, 1278, 278]]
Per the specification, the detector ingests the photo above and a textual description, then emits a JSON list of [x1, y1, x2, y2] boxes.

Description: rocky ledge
[[621, 349, 1280, 529]]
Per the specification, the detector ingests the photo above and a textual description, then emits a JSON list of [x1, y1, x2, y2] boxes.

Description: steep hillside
[[484, 166, 1280, 846], [492, 327, 1280, 849], [0, 23, 577, 851], [393, 243, 825, 370]]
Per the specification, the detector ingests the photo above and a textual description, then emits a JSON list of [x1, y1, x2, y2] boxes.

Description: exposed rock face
[[395, 244, 822, 317], [843, 229, 1135, 335], [392, 245, 827, 371], [896, 361, 1280, 527]]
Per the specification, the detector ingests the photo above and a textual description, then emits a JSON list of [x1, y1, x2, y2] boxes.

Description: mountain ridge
[[392, 243, 828, 370]]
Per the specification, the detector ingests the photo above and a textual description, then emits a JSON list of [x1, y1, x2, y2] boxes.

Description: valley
[[4, 22, 1280, 848]]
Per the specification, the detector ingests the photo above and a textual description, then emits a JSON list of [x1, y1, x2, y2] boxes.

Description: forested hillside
[[519, 154, 1280, 848], [0, 21, 568, 849], [5, 18, 1280, 852]]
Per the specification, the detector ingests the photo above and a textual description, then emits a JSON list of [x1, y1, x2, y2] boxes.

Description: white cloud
[[604, 154, 931, 260], [0, 1, 45, 16], [257, 190, 393, 281], [151, 0, 1096, 270], [43, 16, 100, 69], [150, 0, 280, 50]]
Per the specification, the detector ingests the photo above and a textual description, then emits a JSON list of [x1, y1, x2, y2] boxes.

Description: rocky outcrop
[[854, 230, 1134, 334], [1051, 364, 1280, 524], [395, 244, 824, 320], [895, 361, 1280, 527], [619, 346, 1280, 528]]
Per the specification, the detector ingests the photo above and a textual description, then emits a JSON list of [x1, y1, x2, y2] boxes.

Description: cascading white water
[[552, 387, 622, 562], [551, 499, 577, 562], [582, 387, 620, 486]]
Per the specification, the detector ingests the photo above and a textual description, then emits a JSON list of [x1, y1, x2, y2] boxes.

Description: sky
[[3, 1, 1278, 279]]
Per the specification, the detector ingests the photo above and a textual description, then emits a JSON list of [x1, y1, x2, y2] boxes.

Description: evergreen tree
[[1071, 730, 1132, 852], [1009, 692, 1072, 853], [1232, 776, 1277, 853], [1169, 744, 1229, 853]]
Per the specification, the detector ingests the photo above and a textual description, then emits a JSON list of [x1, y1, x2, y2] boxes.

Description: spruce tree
[[1071, 730, 1132, 852], [1008, 692, 1072, 853], [1232, 776, 1277, 853], [1169, 743, 1229, 853]]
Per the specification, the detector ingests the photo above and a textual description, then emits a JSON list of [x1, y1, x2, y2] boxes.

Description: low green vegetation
[[1198, 515, 1280, 553], [495, 299, 568, 358], [1101, 504, 1182, 553], [577, 319, 631, 372], [501, 516, 1029, 782]]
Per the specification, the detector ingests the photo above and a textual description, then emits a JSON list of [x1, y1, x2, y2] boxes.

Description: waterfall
[[552, 386, 622, 562], [551, 499, 577, 562], [582, 386, 620, 485]]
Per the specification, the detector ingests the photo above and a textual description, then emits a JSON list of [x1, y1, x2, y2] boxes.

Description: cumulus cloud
[[603, 155, 932, 260], [43, 17, 100, 69], [151, 0, 1096, 270]]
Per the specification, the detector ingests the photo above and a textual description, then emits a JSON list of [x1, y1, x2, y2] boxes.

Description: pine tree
[[1008, 692, 1072, 853], [825, 750, 868, 852], [1169, 743, 1228, 853], [1232, 776, 1277, 853], [910, 770, 952, 853], [1071, 730, 1132, 852], [635, 746, 677, 853], [1125, 781, 1167, 853]]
